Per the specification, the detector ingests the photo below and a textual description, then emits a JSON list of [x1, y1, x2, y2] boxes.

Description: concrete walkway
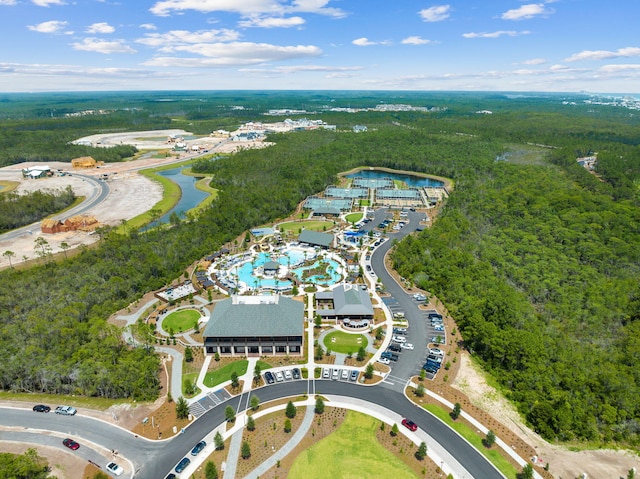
[[242, 401, 316, 479], [222, 425, 245, 479]]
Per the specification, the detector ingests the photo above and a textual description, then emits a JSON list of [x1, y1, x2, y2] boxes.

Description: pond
[[151, 166, 209, 226]]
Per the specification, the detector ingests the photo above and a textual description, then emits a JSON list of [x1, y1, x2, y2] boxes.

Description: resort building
[[315, 284, 374, 328], [298, 230, 334, 249], [203, 295, 304, 357]]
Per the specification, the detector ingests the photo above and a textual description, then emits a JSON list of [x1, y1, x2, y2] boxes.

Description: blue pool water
[[233, 250, 342, 290]]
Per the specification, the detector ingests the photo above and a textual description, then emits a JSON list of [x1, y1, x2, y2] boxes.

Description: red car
[[63, 438, 80, 450], [401, 418, 418, 432]]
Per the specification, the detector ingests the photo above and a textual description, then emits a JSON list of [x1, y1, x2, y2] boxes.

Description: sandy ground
[[0, 129, 268, 269], [453, 352, 639, 479]]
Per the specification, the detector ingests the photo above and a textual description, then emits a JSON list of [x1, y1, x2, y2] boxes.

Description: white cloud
[[71, 38, 137, 54], [401, 36, 432, 45], [599, 64, 640, 73], [241, 64, 362, 74], [86, 22, 115, 34], [419, 5, 450, 22], [522, 58, 546, 65], [352, 37, 390, 46], [32, 0, 65, 6], [463, 30, 530, 39], [136, 29, 239, 49], [0, 0, 17, 5], [565, 47, 640, 62], [150, 0, 345, 18], [140, 23, 157, 30], [501, 3, 552, 20], [144, 41, 322, 66], [27, 20, 69, 33], [238, 16, 306, 28]]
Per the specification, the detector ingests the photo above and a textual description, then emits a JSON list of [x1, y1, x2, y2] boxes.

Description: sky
[[0, 0, 639, 93]]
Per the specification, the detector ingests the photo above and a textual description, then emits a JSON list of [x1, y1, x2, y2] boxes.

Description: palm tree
[[60, 242, 70, 259]]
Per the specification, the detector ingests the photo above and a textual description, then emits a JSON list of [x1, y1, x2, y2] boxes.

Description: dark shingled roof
[[203, 295, 304, 338]]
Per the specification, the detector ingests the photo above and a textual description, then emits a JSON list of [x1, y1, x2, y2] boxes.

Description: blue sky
[[0, 0, 638, 93]]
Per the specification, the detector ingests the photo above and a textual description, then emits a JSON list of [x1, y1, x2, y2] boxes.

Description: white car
[[106, 462, 124, 476], [284, 369, 292, 380], [433, 324, 444, 331], [377, 357, 391, 365], [401, 343, 414, 350], [429, 348, 444, 356], [275, 371, 284, 382], [392, 335, 407, 343], [341, 369, 349, 380]]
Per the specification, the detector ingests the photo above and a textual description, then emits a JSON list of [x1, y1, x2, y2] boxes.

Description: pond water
[[346, 169, 444, 188], [152, 167, 208, 226]]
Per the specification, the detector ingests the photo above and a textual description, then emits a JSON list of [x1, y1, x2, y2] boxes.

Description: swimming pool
[[220, 248, 343, 292]]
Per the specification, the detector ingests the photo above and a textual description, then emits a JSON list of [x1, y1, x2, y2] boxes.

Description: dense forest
[[0, 186, 76, 233], [1, 91, 640, 446]]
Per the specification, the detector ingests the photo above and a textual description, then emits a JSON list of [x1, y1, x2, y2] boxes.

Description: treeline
[[393, 149, 640, 444], [0, 186, 76, 233]]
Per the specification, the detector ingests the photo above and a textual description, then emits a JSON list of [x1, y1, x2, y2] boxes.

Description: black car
[[264, 371, 275, 384], [166, 475, 176, 479], [175, 457, 190, 474], [33, 404, 51, 413], [292, 368, 301, 380], [387, 343, 402, 352]]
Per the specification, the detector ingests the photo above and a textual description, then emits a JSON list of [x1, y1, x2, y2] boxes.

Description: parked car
[[392, 335, 406, 343], [323, 368, 330, 379], [165, 474, 176, 479], [393, 327, 407, 334], [191, 440, 206, 456], [377, 357, 391, 365], [433, 324, 444, 331], [63, 438, 80, 450], [431, 336, 445, 344], [429, 348, 444, 356], [32, 404, 50, 413], [401, 418, 418, 431], [401, 343, 414, 350], [55, 406, 77, 416], [292, 368, 301, 380], [381, 351, 394, 360], [350, 370, 359, 381], [341, 369, 349, 380], [175, 457, 191, 474], [284, 369, 292, 380], [106, 462, 124, 476], [264, 371, 275, 384], [275, 371, 284, 382], [387, 343, 402, 352], [332, 368, 339, 380]]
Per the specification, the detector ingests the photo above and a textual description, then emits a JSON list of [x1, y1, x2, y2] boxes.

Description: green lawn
[[203, 360, 249, 388], [424, 404, 518, 479], [256, 360, 272, 371], [289, 410, 417, 478], [323, 330, 368, 354], [162, 309, 200, 333], [278, 220, 333, 234], [345, 212, 364, 224]]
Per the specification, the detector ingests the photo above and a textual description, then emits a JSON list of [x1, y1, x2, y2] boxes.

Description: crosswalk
[[188, 389, 233, 418]]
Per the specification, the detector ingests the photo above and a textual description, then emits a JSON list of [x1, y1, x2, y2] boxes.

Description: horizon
[[1, 0, 639, 94]]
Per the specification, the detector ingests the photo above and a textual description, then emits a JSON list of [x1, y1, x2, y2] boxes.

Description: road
[[0, 173, 108, 243]]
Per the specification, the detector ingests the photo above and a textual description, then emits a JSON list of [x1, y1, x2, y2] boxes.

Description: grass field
[[424, 404, 518, 478], [345, 212, 364, 224], [323, 330, 368, 354], [162, 309, 200, 333], [289, 410, 418, 479], [278, 220, 333, 234], [203, 360, 249, 388]]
